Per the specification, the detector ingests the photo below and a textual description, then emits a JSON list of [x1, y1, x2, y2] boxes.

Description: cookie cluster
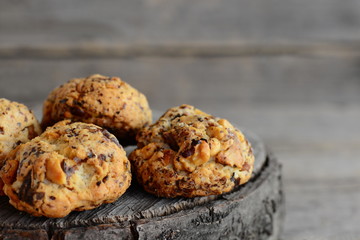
[[0, 74, 149, 217], [0, 74, 255, 218]]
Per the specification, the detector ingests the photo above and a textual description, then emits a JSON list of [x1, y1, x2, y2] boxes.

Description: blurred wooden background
[[1, 1, 360, 239]]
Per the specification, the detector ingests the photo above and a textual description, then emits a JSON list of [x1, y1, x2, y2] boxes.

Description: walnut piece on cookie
[[0, 120, 131, 218], [0, 98, 41, 195], [41, 74, 152, 146], [129, 104, 255, 198]]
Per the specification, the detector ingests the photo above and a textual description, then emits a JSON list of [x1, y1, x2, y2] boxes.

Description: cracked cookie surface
[[0, 120, 131, 218], [0, 98, 41, 195], [41, 74, 152, 146], [129, 104, 255, 198]]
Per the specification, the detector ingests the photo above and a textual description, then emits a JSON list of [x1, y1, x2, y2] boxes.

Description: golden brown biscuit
[[0, 120, 131, 218], [129, 104, 255, 198], [41, 74, 152, 145], [0, 98, 41, 195]]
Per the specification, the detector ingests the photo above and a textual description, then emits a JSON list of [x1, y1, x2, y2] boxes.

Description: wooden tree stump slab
[[0, 131, 284, 240]]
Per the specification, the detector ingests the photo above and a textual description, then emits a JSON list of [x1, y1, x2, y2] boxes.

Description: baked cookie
[[0, 98, 41, 195], [41, 74, 152, 146], [0, 120, 131, 218], [129, 104, 255, 198]]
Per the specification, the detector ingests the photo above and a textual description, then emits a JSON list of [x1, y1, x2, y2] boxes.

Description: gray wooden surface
[[1, 1, 360, 239]]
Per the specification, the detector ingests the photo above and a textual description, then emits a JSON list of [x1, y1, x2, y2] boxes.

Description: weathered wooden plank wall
[[1, 1, 360, 239], [2, 0, 360, 48]]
